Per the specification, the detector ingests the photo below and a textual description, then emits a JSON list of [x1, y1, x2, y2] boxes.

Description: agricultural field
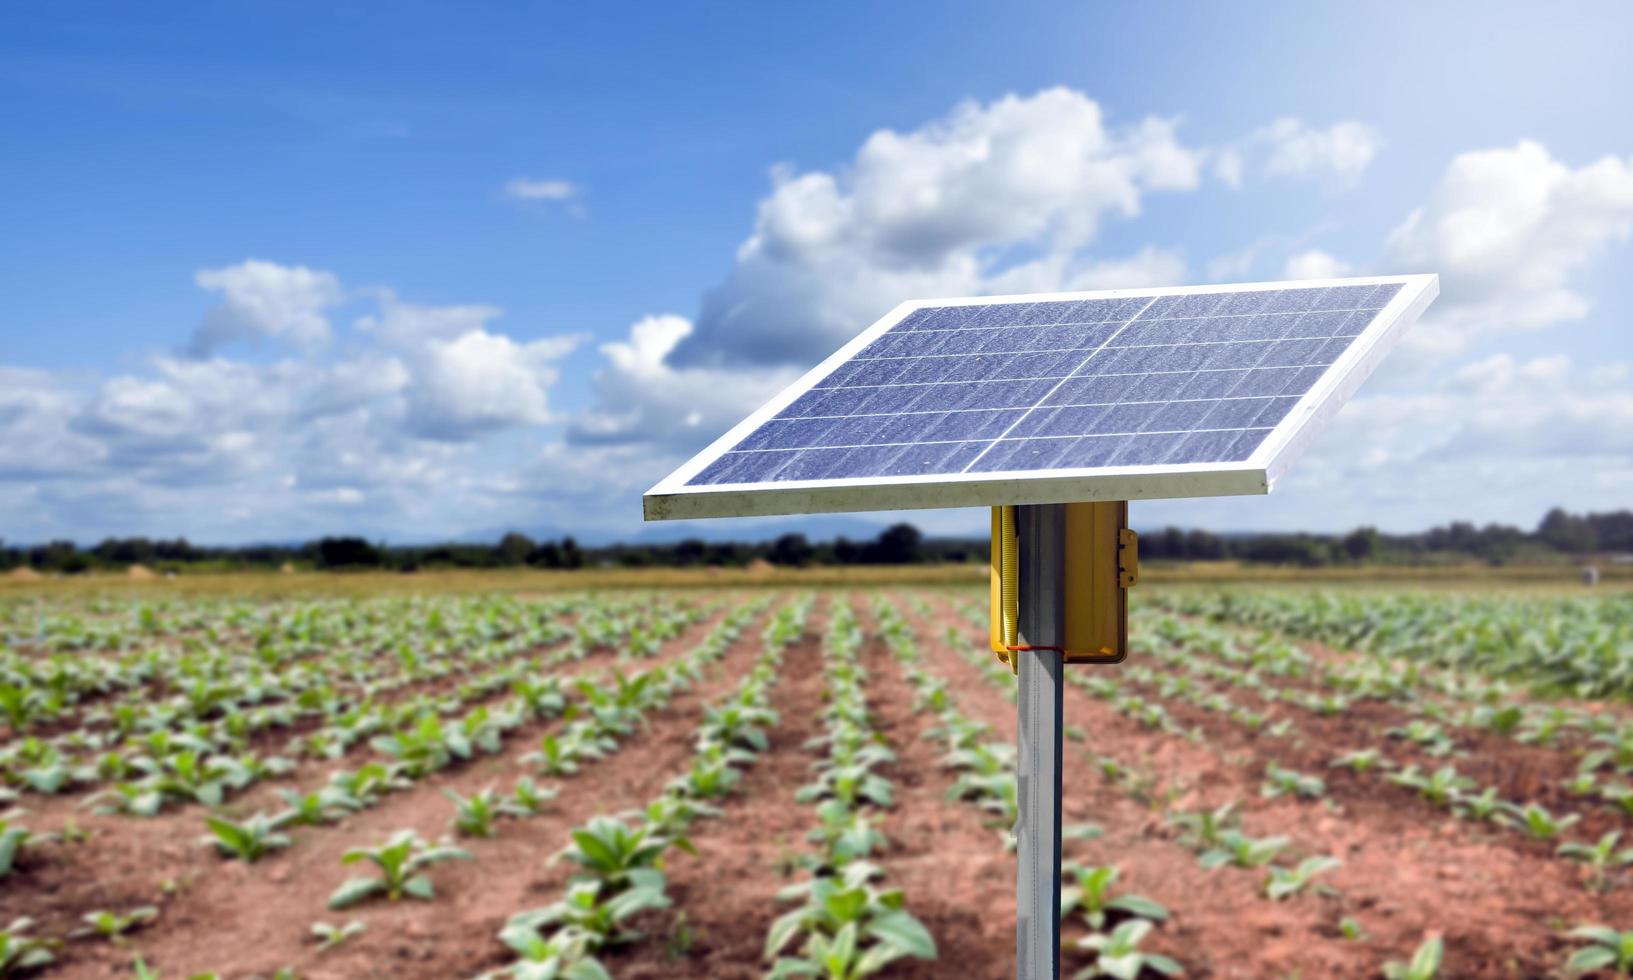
[[3, 581, 1633, 978]]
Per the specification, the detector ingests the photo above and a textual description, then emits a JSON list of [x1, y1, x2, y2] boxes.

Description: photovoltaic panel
[[644, 275, 1438, 520]]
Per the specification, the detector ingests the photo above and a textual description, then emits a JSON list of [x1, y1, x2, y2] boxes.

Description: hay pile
[[6, 567, 42, 581], [127, 564, 158, 580], [746, 558, 776, 576], [279, 562, 296, 575]]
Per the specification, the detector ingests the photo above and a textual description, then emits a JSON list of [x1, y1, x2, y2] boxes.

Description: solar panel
[[644, 275, 1438, 520]]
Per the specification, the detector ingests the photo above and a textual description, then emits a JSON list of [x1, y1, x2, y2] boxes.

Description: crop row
[[483, 597, 813, 979], [1164, 589, 1633, 699], [0, 598, 706, 816], [881, 597, 1184, 980]]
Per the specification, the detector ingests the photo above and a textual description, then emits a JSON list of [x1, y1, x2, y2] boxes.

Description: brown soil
[[602, 605, 835, 979], [918, 592, 1633, 978], [14, 587, 1633, 980], [5, 606, 750, 978]]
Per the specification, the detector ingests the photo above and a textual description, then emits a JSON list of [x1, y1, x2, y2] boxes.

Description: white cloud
[[355, 290, 505, 347], [9, 92, 1633, 543], [1385, 141, 1633, 355], [2, 262, 591, 540], [406, 329, 585, 441], [568, 315, 796, 447], [1261, 119, 1384, 184], [504, 177, 579, 201], [1217, 118, 1383, 189], [668, 87, 1204, 369], [189, 260, 343, 356], [1282, 249, 1353, 280]]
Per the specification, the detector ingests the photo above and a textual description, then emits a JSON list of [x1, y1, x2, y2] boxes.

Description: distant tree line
[[2, 507, 1630, 574]]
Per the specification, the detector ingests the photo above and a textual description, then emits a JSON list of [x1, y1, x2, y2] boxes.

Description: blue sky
[[3, 2, 1631, 544]]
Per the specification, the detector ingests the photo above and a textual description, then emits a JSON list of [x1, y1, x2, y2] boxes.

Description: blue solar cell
[[771, 447, 864, 481], [1262, 288, 1325, 313], [856, 331, 954, 359], [1088, 402, 1161, 434], [1198, 397, 1274, 429], [1317, 284, 1379, 309], [1361, 282, 1403, 308], [1141, 292, 1229, 320], [692, 450, 790, 485], [920, 408, 1027, 442], [1109, 433, 1181, 466], [1228, 367, 1306, 398], [1055, 434, 1127, 468], [1251, 396, 1303, 428], [1174, 369, 1248, 399], [1162, 429, 1235, 463], [1010, 404, 1113, 439], [1142, 399, 1217, 432], [685, 281, 1415, 487], [966, 437, 1073, 473], [945, 378, 1060, 411], [735, 417, 841, 452], [1259, 338, 1329, 367]]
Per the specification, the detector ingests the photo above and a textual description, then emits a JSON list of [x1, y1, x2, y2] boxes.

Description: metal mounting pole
[[1015, 503, 1065, 980]]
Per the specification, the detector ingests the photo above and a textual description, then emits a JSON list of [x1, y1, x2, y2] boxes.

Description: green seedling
[[201, 812, 292, 863], [1567, 925, 1633, 974], [1382, 935, 1443, 980], [1200, 831, 1288, 870], [1167, 801, 1239, 850], [509, 777, 557, 816], [504, 878, 670, 952], [1263, 856, 1341, 900], [766, 874, 936, 979], [555, 816, 688, 890], [1506, 802, 1580, 841], [328, 830, 471, 908], [1072, 919, 1182, 980], [310, 920, 366, 951], [1329, 749, 1390, 774], [74, 906, 157, 941], [445, 786, 528, 838], [1557, 831, 1633, 891], [0, 918, 58, 974], [493, 920, 611, 980], [1059, 864, 1168, 930], [1261, 764, 1325, 800]]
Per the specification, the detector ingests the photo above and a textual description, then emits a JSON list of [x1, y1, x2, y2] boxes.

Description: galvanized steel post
[[1015, 503, 1065, 980]]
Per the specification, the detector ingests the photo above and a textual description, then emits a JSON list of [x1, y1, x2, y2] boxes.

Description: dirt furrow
[[5, 604, 749, 976], [916, 592, 1633, 978]]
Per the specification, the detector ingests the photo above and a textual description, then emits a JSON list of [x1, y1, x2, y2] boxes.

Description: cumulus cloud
[[568, 315, 797, 447], [1282, 249, 1353, 280], [1385, 141, 1633, 355], [189, 260, 343, 356], [406, 329, 584, 441], [668, 87, 1204, 369], [9, 90, 1633, 542], [2, 260, 589, 540], [356, 290, 506, 347], [1217, 118, 1385, 189]]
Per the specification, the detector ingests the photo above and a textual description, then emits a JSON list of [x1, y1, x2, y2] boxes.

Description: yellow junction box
[[990, 502, 1137, 667]]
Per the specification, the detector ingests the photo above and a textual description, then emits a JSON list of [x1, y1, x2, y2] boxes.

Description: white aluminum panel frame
[[642, 274, 1438, 521]]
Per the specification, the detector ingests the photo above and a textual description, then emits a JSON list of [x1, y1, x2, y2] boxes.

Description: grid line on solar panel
[[852, 307, 1386, 358], [685, 281, 1406, 487], [726, 422, 1277, 454], [753, 390, 1318, 423], [959, 296, 1156, 470], [850, 328, 1379, 363]]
